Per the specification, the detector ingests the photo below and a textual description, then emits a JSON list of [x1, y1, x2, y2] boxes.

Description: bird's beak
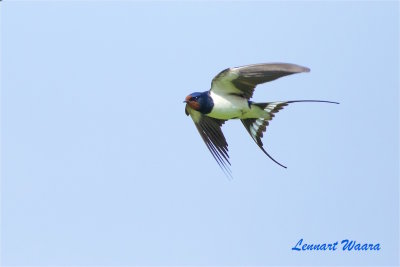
[[183, 95, 191, 103]]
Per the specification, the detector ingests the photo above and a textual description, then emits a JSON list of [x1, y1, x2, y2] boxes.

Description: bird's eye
[[190, 97, 197, 101]]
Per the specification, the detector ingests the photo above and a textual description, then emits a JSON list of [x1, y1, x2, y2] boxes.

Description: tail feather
[[241, 100, 339, 168]]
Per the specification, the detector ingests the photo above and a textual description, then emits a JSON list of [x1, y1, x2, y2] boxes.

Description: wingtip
[[286, 63, 310, 73], [291, 63, 309, 73]]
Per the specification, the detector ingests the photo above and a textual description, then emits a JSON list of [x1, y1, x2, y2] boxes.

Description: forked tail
[[241, 100, 339, 168]]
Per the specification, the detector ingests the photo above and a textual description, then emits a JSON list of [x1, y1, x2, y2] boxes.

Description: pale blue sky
[[1, 1, 399, 266]]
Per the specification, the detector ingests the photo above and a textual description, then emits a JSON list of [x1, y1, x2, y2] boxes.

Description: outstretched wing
[[185, 105, 231, 176], [211, 63, 310, 99]]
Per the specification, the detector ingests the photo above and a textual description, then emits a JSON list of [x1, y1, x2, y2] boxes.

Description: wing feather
[[211, 63, 310, 99], [186, 105, 231, 176]]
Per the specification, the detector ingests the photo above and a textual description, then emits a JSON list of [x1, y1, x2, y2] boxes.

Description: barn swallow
[[184, 63, 338, 176]]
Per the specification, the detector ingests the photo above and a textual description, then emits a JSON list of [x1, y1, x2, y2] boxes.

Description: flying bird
[[184, 63, 338, 176]]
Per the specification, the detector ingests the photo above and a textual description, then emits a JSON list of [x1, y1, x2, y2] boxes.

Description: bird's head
[[183, 91, 213, 114]]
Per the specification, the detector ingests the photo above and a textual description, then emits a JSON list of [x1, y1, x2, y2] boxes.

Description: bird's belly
[[207, 93, 250, 120]]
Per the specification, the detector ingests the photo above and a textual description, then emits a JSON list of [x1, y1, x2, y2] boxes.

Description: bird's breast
[[207, 92, 250, 120]]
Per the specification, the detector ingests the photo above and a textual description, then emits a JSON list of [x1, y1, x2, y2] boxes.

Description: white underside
[[207, 91, 268, 120]]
